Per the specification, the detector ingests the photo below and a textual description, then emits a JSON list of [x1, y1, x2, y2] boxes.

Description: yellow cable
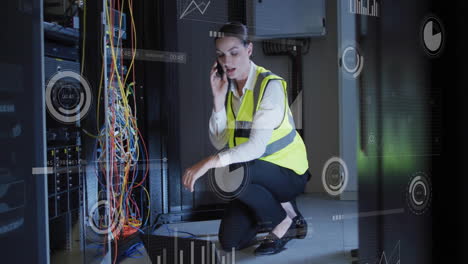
[[142, 185, 151, 226], [96, 62, 104, 132], [78, 0, 101, 139], [101, 0, 149, 230], [80, 0, 86, 75], [123, 0, 137, 87], [105, 1, 127, 109]]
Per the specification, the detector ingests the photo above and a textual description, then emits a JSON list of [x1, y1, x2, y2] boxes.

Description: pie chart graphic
[[422, 16, 444, 56]]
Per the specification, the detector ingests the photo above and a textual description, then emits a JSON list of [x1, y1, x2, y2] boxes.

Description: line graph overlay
[[360, 240, 401, 264], [179, 1, 211, 19]]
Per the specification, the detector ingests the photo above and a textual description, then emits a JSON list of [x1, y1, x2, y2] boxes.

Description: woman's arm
[[183, 80, 285, 192], [208, 107, 229, 150], [217, 80, 285, 166], [207, 60, 229, 150]]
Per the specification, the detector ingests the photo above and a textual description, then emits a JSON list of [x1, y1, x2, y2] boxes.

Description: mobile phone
[[216, 60, 224, 77]]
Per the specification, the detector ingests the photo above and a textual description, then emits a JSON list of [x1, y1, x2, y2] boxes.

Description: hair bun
[[215, 22, 249, 45]]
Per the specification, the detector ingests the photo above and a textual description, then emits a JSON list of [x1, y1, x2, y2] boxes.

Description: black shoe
[[292, 214, 308, 239], [290, 199, 308, 239], [254, 223, 294, 255], [242, 237, 259, 249]]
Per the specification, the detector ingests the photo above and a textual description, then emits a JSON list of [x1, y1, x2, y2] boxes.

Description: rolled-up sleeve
[[217, 80, 285, 166]]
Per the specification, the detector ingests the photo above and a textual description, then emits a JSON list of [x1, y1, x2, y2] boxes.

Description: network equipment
[[81, 2, 150, 263], [0, 168, 24, 236], [43, 1, 84, 261]]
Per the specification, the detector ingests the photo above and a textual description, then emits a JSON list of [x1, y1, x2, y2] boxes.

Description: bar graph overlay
[[349, 0, 380, 17], [142, 233, 231, 264]]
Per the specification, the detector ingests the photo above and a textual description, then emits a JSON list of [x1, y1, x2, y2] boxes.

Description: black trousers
[[218, 160, 309, 251]]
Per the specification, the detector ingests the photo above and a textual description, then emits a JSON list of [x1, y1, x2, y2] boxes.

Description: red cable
[[131, 127, 149, 188]]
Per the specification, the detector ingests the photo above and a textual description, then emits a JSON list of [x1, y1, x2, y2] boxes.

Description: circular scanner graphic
[[46, 70, 92, 124], [322, 157, 349, 196], [407, 172, 432, 215], [87, 200, 124, 243], [341, 45, 364, 79]]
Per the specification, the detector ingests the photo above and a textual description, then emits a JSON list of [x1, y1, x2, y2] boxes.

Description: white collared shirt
[[209, 61, 285, 166]]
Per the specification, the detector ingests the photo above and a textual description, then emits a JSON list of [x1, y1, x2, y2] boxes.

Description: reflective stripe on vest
[[260, 112, 296, 158]]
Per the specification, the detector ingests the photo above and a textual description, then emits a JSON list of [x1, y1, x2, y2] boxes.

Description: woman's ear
[[247, 42, 253, 57]]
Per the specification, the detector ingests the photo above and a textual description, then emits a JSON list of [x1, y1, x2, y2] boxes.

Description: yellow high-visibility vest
[[226, 66, 309, 175]]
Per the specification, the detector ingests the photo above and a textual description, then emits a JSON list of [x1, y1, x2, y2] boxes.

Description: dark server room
[[0, 0, 467, 263]]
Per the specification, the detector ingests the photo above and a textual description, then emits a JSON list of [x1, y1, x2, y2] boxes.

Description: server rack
[[0, 0, 49, 263], [354, 0, 448, 262]]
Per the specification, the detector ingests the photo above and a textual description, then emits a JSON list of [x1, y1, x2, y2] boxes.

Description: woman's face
[[215, 36, 252, 80]]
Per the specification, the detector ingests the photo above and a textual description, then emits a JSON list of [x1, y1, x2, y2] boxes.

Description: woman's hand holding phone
[[210, 61, 228, 112]]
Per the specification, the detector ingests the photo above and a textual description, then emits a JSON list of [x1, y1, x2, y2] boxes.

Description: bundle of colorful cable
[[88, 0, 150, 263]]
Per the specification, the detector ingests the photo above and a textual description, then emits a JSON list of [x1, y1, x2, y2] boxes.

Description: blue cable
[[93, 138, 106, 189], [123, 242, 144, 258], [163, 224, 198, 239]]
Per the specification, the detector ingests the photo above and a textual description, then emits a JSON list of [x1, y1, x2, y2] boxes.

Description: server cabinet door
[[0, 0, 49, 263], [356, 0, 437, 263]]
